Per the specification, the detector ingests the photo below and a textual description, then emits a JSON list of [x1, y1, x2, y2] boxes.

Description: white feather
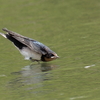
[[20, 47, 41, 60]]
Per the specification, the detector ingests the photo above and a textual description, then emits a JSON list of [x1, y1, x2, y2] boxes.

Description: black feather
[[6, 34, 27, 49]]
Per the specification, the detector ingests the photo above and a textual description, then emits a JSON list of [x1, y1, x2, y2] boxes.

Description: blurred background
[[0, 0, 100, 100]]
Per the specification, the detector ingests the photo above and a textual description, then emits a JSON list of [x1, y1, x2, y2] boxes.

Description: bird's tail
[[0, 32, 7, 38]]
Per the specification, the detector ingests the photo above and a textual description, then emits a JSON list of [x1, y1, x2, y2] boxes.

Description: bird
[[0, 28, 59, 62]]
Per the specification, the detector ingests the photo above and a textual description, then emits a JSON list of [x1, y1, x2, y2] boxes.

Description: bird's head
[[43, 53, 59, 62]]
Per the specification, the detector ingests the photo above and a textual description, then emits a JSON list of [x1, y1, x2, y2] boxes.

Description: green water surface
[[0, 0, 100, 100]]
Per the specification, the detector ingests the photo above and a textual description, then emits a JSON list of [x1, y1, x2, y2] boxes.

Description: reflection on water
[[8, 63, 58, 91]]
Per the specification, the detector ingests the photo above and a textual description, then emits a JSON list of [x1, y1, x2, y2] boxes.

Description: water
[[0, 0, 100, 100]]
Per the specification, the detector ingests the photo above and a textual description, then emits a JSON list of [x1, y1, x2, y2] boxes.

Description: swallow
[[0, 28, 59, 62]]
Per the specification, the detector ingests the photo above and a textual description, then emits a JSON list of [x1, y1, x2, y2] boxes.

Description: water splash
[[70, 96, 86, 100], [84, 64, 95, 69]]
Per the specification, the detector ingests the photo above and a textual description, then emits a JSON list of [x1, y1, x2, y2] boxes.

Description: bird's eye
[[49, 54, 54, 57], [51, 54, 54, 56], [45, 54, 54, 58]]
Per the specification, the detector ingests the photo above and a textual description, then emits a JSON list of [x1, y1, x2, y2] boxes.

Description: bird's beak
[[56, 55, 59, 58], [51, 55, 59, 59]]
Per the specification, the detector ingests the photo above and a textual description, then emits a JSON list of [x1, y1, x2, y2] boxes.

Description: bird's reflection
[[8, 63, 58, 90]]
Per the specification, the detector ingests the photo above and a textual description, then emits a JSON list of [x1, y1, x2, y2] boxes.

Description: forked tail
[[0, 32, 7, 38]]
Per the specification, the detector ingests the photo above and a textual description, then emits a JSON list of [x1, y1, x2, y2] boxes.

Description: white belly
[[20, 47, 41, 60]]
